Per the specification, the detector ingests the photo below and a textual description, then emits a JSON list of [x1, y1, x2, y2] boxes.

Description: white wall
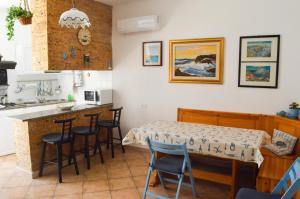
[[112, 0, 300, 132], [0, 5, 112, 103], [0, 7, 33, 101]]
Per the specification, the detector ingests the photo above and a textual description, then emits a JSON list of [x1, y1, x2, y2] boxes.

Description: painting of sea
[[247, 41, 272, 57], [169, 38, 224, 84], [143, 41, 162, 66], [246, 65, 271, 82], [174, 45, 217, 77], [239, 35, 280, 88]]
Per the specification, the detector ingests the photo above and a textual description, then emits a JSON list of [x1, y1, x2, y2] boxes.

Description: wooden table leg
[[149, 170, 159, 187], [231, 160, 239, 199], [149, 151, 162, 187]]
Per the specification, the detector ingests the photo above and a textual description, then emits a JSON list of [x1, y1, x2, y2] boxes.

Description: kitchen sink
[[17, 99, 67, 107]]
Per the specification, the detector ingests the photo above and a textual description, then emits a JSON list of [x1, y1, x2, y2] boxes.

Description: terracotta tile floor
[[0, 146, 230, 199]]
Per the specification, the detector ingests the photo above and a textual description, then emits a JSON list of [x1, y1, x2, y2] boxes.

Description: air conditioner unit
[[117, 15, 160, 34]]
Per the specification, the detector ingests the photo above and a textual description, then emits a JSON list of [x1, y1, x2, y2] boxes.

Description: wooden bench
[[174, 108, 300, 199]]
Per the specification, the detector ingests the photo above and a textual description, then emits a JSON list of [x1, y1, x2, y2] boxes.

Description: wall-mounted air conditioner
[[117, 15, 160, 34]]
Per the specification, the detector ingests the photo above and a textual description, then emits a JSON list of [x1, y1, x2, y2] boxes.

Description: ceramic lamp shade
[[59, 8, 91, 28]]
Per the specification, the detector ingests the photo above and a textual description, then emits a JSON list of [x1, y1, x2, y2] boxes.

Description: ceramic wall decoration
[[70, 47, 75, 57], [169, 37, 224, 84], [63, 52, 68, 60], [238, 35, 280, 88]]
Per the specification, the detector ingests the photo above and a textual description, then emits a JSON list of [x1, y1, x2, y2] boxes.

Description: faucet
[[0, 95, 7, 104]]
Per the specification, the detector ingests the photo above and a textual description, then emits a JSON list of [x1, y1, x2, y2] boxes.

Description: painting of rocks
[[169, 38, 224, 84]]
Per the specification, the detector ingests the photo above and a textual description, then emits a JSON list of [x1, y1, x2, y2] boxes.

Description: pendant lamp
[[59, 0, 91, 28]]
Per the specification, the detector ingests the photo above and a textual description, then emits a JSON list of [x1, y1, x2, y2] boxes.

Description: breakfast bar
[[8, 103, 113, 178]]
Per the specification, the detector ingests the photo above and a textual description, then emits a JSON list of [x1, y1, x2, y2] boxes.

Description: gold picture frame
[[169, 37, 224, 84]]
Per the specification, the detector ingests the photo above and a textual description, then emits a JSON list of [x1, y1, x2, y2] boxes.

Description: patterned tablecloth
[[122, 121, 271, 167]]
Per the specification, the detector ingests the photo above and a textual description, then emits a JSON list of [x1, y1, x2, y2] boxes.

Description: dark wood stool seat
[[72, 113, 104, 170], [39, 118, 79, 183], [42, 133, 73, 144], [98, 120, 118, 128], [98, 107, 125, 158], [72, 126, 96, 135]]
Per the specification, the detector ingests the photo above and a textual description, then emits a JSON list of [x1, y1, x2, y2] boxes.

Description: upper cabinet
[[32, 0, 112, 71]]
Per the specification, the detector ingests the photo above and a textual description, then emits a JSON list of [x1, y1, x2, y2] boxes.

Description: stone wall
[[32, 0, 112, 71]]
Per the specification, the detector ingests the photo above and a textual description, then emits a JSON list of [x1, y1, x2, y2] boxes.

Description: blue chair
[[142, 137, 197, 199], [236, 157, 300, 199]]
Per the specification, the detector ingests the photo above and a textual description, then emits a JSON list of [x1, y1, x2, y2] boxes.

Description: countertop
[[8, 103, 113, 121], [0, 99, 70, 111]]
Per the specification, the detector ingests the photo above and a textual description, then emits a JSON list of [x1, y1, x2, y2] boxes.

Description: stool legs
[[56, 143, 63, 183], [39, 142, 47, 177], [84, 135, 91, 170], [68, 134, 75, 165], [95, 132, 104, 163], [118, 126, 125, 153], [109, 128, 114, 158], [71, 137, 79, 175], [106, 130, 110, 149]]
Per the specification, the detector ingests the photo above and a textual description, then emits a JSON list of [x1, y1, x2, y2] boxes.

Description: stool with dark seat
[[39, 118, 79, 183], [98, 107, 125, 158], [72, 113, 104, 170]]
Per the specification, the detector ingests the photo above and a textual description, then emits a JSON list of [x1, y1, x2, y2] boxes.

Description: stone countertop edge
[[8, 103, 113, 121]]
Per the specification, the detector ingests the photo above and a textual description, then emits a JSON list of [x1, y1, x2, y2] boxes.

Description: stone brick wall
[[32, 0, 112, 71]]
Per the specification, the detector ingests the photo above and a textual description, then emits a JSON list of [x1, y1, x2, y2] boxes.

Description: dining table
[[122, 120, 271, 198]]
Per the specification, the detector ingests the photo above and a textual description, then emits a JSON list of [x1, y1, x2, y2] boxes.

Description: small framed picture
[[238, 35, 280, 88], [143, 41, 163, 66]]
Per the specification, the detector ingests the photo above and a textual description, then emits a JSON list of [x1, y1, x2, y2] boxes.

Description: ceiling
[[0, 0, 19, 9], [0, 0, 135, 9], [95, 0, 136, 6]]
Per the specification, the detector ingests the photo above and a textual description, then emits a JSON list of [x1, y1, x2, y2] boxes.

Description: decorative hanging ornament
[[59, 0, 91, 29]]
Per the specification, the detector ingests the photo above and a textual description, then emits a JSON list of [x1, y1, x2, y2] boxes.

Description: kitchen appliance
[[84, 89, 112, 105], [0, 54, 17, 106]]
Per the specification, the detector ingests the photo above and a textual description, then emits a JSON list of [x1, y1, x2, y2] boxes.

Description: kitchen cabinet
[[31, 0, 112, 71]]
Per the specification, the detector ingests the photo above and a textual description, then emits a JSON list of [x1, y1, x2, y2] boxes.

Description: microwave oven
[[84, 89, 112, 105]]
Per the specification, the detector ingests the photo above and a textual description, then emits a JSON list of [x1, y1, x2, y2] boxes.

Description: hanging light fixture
[[59, 0, 91, 28]]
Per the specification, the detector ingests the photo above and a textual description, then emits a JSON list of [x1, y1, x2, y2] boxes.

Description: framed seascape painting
[[143, 41, 163, 66], [169, 38, 224, 84], [238, 35, 280, 88]]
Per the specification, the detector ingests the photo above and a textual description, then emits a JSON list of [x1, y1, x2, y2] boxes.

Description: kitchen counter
[[0, 99, 70, 111], [9, 103, 113, 121], [12, 103, 113, 177]]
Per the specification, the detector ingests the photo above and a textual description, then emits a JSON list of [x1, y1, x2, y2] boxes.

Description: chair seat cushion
[[42, 133, 72, 144], [236, 188, 281, 199], [72, 126, 96, 135], [98, 120, 118, 128], [154, 157, 184, 174]]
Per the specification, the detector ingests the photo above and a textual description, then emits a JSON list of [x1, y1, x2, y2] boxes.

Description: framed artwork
[[169, 37, 224, 84], [238, 35, 280, 88], [143, 41, 163, 66]]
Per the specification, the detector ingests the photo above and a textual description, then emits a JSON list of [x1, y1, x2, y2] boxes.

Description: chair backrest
[[145, 137, 191, 174], [111, 107, 123, 125], [272, 157, 300, 199], [54, 118, 76, 141], [85, 113, 100, 133]]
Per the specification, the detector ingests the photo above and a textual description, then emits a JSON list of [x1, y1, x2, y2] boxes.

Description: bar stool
[[98, 107, 125, 158], [39, 118, 79, 183], [71, 113, 104, 170]]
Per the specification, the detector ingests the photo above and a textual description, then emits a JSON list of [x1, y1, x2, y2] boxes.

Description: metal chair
[[236, 157, 300, 199], [142, 137, 197, 199], [39, 118, 79, 183], [72, 113, 104, 170], [98, 107, 125, 158]]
